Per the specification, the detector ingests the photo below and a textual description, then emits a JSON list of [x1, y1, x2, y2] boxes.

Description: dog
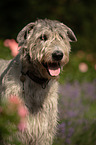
[[0, 19, 77, 145]]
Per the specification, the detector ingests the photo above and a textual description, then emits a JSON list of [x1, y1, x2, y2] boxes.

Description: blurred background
[[0, 0, 96, 145]]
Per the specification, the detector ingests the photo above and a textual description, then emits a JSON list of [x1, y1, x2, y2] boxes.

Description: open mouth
[[43, 62, 61, 77]]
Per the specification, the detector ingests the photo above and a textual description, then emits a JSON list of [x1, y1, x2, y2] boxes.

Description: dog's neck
[[20, 70, 49, 89], [26, 70, 49, 89]]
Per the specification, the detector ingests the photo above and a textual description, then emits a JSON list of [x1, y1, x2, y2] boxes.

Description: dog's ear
[[17, 23, 35, 47], [66, 26, 77, 42], [60, 23, 77, 42]]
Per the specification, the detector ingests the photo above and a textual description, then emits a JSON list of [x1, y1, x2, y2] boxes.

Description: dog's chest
[[23, 78, 50, 113]]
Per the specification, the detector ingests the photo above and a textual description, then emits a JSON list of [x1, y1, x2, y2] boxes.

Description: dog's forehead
[[34, 19, 64, 32]]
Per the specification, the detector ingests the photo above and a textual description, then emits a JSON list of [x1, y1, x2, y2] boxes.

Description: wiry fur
[[0, 19, 77, 145]]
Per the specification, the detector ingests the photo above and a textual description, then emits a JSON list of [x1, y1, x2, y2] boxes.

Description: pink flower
[[79, 62, 88, 73], [18, 106, 28, 118], [8, 95, 28, 132], [4, 39, 20, 57], [18, 121, 26, 132], [9, 95, 21, 105]]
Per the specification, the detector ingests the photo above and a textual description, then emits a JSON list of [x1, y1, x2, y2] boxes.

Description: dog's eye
[[40, 34, 48, 41]]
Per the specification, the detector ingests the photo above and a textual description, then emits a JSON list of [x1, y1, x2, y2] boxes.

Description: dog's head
[[17, 19, 77, 81]]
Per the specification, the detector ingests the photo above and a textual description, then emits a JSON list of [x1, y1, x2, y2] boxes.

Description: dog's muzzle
[[43, 50, 64, 77]]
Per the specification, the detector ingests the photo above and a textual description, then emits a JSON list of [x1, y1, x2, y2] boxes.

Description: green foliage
[[0, 40, 12, 60], [0, 100, 21, 145], [59, 51, 96, 83], [72, 122, 96, 145]]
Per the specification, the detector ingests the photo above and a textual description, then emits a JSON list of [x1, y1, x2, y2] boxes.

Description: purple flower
[[56, 80, 96, 144], [58, 122, 65, 134], [68, 127, 74, 137]]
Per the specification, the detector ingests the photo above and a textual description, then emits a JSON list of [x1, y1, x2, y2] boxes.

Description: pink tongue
[[48, 66, 60, 76]]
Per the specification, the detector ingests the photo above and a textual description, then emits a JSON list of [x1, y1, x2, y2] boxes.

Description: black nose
[[52, 50, 63, 61]]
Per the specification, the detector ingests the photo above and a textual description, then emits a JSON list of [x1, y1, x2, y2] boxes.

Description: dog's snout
[[52, 50, 63, 61]]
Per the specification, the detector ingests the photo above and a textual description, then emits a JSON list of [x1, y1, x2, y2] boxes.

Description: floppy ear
[[60, 23, 77, 42], [66, 26, 77, 42], [17, 23, 35, 47]]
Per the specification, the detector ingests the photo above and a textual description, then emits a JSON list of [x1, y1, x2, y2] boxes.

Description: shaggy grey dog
[[0, 19, 77, 145]]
